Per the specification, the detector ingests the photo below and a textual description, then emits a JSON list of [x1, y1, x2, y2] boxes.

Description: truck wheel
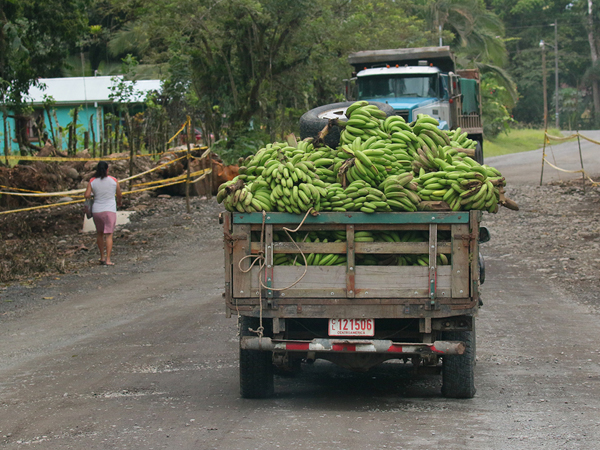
[[474, 141, 484, 165], [299, 101, 395, 148], [441, 323, 476, 398], [239, 316, 274, 399]]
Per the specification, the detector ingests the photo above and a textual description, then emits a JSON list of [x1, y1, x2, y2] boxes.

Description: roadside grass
[[483, 128, 566, 157]]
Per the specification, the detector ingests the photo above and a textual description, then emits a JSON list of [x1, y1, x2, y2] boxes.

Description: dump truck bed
[[348, 46, 456, 73]]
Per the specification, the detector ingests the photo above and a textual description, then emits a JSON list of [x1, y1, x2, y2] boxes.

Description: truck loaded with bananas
[[222, 102, 515, 400]]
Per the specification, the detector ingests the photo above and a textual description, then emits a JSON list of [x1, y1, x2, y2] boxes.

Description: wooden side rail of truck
[[222, 210, 483, 399]]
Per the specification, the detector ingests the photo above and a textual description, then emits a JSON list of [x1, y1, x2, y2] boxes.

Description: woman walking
[[85, 161, 122, 265]]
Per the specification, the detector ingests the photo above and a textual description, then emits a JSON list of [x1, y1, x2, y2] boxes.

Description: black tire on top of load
[[441, 320, 476, 399], [299, 101, 396, 148], [239, 315, 274, 399]]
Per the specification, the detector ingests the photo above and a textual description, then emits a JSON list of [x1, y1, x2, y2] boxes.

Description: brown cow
[[211, 160, 239, 195]]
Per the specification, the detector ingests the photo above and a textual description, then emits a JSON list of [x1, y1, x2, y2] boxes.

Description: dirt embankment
[[483, 179, 600, 309]]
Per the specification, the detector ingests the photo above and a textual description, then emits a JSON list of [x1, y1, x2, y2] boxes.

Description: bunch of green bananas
[[414, 155, 505, 212], [445, 126, 478, 152], [377, 173, 421, 212], [354, 230, 451, 266], [280, 231, 348, 266], [216, 178, 273, 213], [339, 101, 390, 145]]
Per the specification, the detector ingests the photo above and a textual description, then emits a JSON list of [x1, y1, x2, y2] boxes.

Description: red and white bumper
[[240, 337, 465, 355]]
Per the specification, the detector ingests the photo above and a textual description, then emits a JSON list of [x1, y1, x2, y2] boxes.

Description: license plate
[[328, 319, 374, 337]]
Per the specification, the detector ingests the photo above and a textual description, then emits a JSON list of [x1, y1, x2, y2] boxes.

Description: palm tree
[[413, 0, 517, 105]]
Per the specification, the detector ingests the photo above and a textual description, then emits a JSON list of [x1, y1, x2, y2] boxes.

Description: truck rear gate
[[223, 211, 480, 398]]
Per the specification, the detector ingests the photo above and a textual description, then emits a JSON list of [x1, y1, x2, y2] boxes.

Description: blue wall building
[[1, 76, 162, 152]]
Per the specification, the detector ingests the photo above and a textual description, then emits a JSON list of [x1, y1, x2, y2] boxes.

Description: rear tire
[[239, 316, 274, 399], [442, 321, 476, 399], [474, 141, 484, 165], [299, 101, 395, 148]]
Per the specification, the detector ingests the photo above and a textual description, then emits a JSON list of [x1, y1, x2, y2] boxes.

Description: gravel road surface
[[0, 138, 599, 449]]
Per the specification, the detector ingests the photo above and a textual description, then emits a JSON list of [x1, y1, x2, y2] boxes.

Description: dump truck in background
[[222, 210, 488, 399], [345, 46, 484, 164]]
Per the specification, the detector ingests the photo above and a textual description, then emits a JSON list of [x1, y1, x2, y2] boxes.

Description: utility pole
[[588, 0, 600, 121], [541, 40, 548, 130], [554, 20, 559, 129]]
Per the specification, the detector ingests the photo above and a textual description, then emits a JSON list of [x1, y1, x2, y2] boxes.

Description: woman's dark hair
[[95, 161, 108, 179]]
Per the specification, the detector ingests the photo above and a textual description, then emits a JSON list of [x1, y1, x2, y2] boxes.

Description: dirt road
[[1, 143, 599, 448]]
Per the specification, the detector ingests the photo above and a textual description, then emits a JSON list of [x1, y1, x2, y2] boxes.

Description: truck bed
[[223, 211, 481, 320]]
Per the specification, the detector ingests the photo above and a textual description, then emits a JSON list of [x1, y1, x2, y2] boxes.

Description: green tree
[[411, 0, 517, 133], [489, 0, 597, 127], [107, 0, 428, 156], [0, 0, 89, 153]]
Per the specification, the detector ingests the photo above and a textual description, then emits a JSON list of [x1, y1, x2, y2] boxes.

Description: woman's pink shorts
[[93, 211, 117, 234]]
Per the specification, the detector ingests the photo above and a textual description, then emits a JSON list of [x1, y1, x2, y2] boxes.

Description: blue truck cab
[[347, 46, 483, 152]]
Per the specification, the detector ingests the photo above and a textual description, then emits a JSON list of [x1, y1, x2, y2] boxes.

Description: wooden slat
[[346, 224, 355, 298], [451, 223, 470, 298], [470, 211, 480, 302], [251, 241, 347, 254], [223, 213, 233, 316], [354, 224, 431, 231], [245, 263, 453, 299], [231, 224, 253, 298], [233, 211, 470, 225], [252, 223, 452, 232], [353, 266, 452, 298], [253, 241, 453, 254], [250, 266, 346, 298], [265, 224, 273, 298], [354, 242, 451, 254], [428, 223, 438, 308]]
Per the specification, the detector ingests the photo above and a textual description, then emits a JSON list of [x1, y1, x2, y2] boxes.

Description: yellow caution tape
[[542, 156, 584, 174], [545, 131, 600, 145], [2, 145, 208, 162], [0, 147, 214, 211], [577, 134, 600, 146], [543, 131, 600, 187], [3, 154, 132, 162], [0, 153, 191, 197], [0, 185, 47, 194], [545, 132, 578, 142], [0, 198, 85, 215], [542, 156, 599, 186], [167, 117, 191, 145], [189, 168, 212, 184]]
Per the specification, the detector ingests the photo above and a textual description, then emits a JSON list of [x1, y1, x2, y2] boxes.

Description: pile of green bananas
[[414, 156, 505, 213], [218, 101, 514, 214]]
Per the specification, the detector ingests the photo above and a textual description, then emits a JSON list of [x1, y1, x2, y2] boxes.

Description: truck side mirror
[[479, 226, 490, 243]]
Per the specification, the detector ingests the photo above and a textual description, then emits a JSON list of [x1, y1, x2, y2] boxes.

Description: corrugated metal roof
[[26, 76, 162, 105]]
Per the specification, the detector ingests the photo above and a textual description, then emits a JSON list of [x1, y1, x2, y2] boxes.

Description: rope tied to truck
[[237, 208, 314, 337]]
